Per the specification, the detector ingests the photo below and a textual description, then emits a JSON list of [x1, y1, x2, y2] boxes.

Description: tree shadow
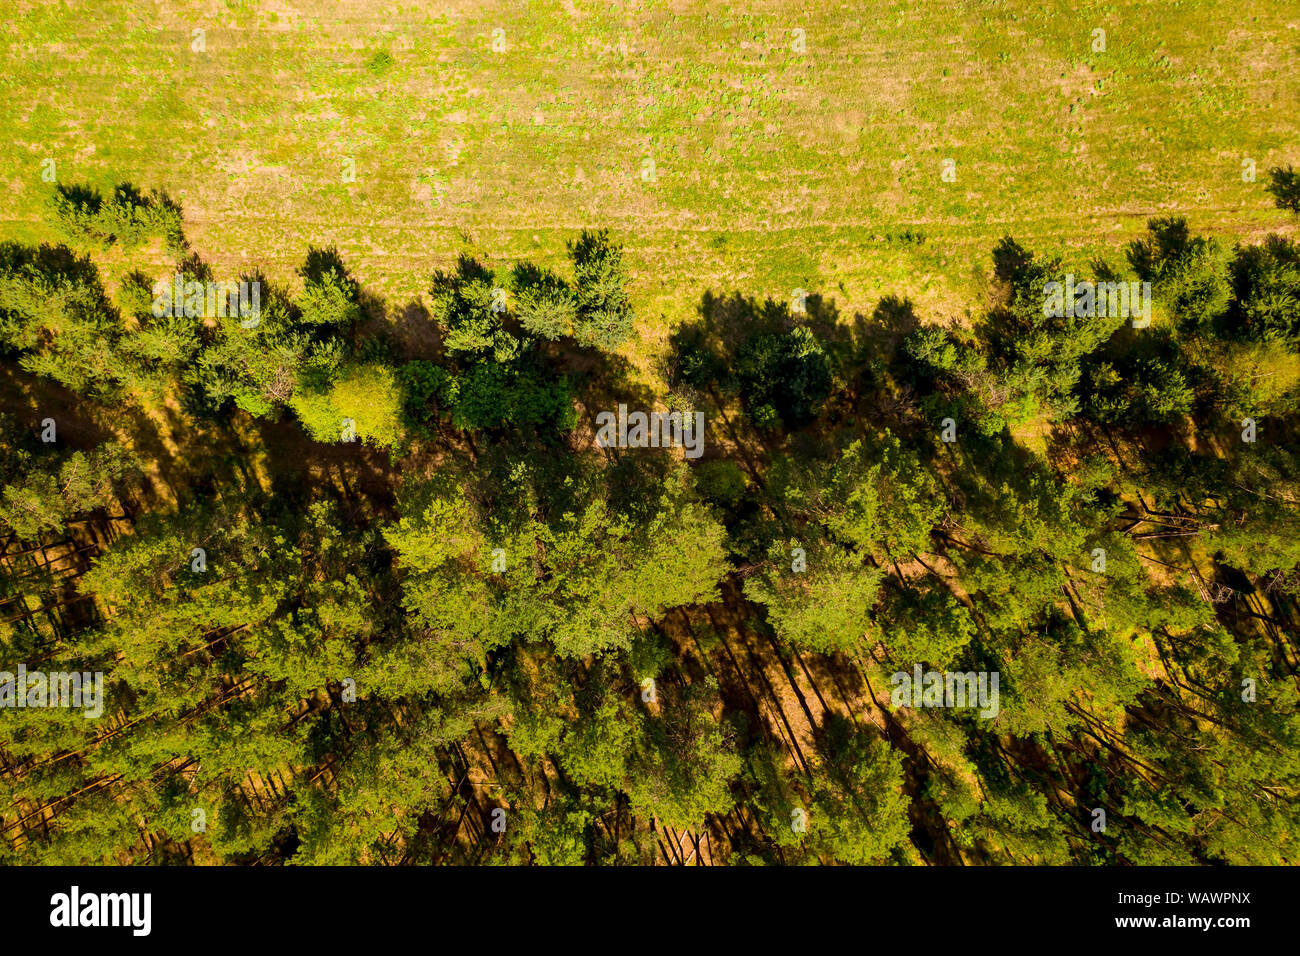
[[381, 298, 440, 358]]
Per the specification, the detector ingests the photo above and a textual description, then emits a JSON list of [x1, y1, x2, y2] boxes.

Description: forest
[[0, 176, 1297, 866]]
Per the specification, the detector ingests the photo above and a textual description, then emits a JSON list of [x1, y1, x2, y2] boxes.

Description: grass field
[[2, 0, 1298, 379]]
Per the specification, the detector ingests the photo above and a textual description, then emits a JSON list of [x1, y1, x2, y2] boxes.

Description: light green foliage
[[389, 466, 729, 660], [826, 433, 944, 561], [430, 257, 519, 363], [0, 442, 139, 539], [503, 796, 593, 866], [745, 539, 880, 653], [1128, 216, 1233, 333], [876, 581, 975, 669], [290, 363, 404, 449], [47, 183, 184, 255], [0, 242, 125, 399], [296, 246, 362, 329], [511, 262, 578, 340], [540, 484, 729, 658]]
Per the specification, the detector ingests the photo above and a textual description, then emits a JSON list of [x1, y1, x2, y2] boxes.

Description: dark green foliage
[[736, 325, 832, 429], [187, 273, 306, 418], [0, 242, 126, 399], [48, 182, 185, 257], [510, 262, 578, 340], [366, 51, 394, 75], [447, 362, 576, 434], [1082, 330, 1197, 426], [296, 246, 362, 330], [1230, 235, 1300, 344], [426, 254, 586, 438], [567, 228, 635, 349], [806, 716, 911, 864], [397, 359, 453, 437], [1127, 216, 1232, 333], [429, 255, 520, 362], [0, 437, 140, 539], [1267, 164, 1300, 214]]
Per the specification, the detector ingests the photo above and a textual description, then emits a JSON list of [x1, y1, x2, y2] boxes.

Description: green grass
[[2, 0, 1297, 378]]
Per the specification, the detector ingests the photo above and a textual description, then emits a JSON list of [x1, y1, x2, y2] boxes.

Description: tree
[[0, 242, 127, 400], [736, 325, 832, 429], [807, 716, 911, 864], [290, 362, 404, 449], [1127, 217, 1232, 333], [825, 433, 944, 562], [388, 464, 729, 660], [296, 246, 362, 330], [510, 262, 578, 340], [745, 539, 881, 653], [1267, 164, 1300, 215], [567, 229, 634, 349], [46, 182, 185, 256], [876, 580, 975, 669], [0, 443, 140, 540], [187, 270, 306, 418], [627, 679, 742, 829]]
